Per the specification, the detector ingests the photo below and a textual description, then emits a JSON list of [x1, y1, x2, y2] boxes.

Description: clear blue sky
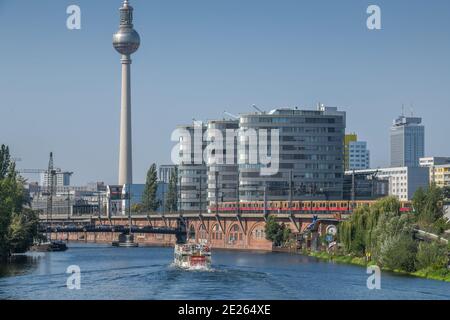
[[1, 0, 449, 185]]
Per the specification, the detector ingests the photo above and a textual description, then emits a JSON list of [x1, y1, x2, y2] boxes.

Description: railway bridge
[[41, 212, 347, 251]]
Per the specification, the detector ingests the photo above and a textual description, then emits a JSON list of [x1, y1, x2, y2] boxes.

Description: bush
[[416, 242, 449, 271], [265, 215, 291, 247], [379, 235, 417, 272]]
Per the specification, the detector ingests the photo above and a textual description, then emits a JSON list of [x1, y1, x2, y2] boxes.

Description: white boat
[[174, 242, 211, 270]]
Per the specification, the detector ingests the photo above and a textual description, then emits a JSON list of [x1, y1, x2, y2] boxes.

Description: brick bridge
[[45, 213, 347, 251]]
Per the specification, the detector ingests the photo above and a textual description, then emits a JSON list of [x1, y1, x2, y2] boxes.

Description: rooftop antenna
[[252, 104, 263, 113], [410, 103, 414, 117], [401, 104, 405, 117], [224, 111, 239, 119]]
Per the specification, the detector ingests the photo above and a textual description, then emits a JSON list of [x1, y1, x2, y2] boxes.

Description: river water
[[0, 243, 449, 300]]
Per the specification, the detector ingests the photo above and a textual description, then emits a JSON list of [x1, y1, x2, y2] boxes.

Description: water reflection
[[0, 253, 43, 277]]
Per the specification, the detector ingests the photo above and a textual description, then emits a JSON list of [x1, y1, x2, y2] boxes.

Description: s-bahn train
[[208, 200, 413, 214]]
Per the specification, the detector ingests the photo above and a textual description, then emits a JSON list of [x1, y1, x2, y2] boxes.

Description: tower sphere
[[113, 0, 140, 56], [113, 29, 140, 55]]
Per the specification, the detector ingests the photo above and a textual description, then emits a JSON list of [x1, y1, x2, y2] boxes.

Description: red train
[[208, 200, 413, 214]]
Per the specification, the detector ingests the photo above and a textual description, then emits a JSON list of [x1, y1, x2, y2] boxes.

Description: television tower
[[113, 0, 140, 185]]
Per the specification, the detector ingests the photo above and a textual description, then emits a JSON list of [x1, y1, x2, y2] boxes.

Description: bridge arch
[[197, 223, 208, 242], [226, 223, 244, 246], [210, 223, 223, 241], [247, 223, 266, 247]]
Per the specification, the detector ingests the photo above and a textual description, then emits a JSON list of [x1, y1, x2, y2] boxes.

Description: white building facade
[[348, 166, 429, 201]]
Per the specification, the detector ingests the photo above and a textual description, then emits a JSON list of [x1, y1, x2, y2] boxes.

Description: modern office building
[[206, 119, 239, 205], [158, 165, 177, 184], [238, 104, 346, 201], [347, 166, 429, 201], [344, 133, 357, 171], [348, 140, 370, 170], [40, 170, 72, 188], [177, 122, 208, 211], [390, 115, 425, 167]]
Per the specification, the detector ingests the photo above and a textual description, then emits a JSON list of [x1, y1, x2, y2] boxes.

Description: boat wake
[[169, 262, 215, 272]]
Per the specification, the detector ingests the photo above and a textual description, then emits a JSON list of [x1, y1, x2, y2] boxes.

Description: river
[[0, 243, 449, 300]]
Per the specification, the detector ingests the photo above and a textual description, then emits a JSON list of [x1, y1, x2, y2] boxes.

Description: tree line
[[339, 186, 450, 275], [0, 145, 40, 260]]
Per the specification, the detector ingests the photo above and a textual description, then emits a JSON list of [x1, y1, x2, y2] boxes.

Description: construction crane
[[18, 152, 73, 223]]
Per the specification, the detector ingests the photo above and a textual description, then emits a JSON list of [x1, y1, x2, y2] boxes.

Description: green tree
[[165, 167, 178, 212], [131, 203, 145, 213], [379, 235, 417, 272], [412, 187, 427, 216], [416, 242, 449, 271], [265, 215, 291, 246], [0, 144, 39, 259], [413, 185, 446, 233], [142, 164, 159, 212], [0, 144, 11, 179]]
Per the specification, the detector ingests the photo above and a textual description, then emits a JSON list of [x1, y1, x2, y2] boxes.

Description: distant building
[[347, 167, 429, 201], [348, 141, 370, 170], [419, 157, 450, 186], [429, 165, 450, 188], [419, 157, 450, 167], [40, 170, 72, 187], [106, 184, 148, 216], [158, 165, 177, 184], [343, 171, 388, 200], [390, 115, 425, 167], [344, 133, 357, 171]]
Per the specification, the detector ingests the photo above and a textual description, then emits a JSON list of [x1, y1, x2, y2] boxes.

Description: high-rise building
[[238, 105, 346, 201], [348, 141, 370, 170], [390, 115, 425, 167], [344, 133, 357, 171], [206, 119, 239, 206], [177, 123, 207, 211]]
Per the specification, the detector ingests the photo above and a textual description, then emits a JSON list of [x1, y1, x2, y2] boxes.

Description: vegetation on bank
[[0, 145, 40, 260], [265, 215, 292, 247], [323, 187, 450, 281]]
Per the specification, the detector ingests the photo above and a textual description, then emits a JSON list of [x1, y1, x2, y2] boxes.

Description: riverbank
[[307, 251, 450, 282]]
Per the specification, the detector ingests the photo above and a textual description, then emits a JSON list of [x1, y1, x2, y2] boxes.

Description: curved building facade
[[238, 105, 346, 201]]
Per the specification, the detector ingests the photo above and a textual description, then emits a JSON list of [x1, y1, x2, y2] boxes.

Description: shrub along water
[[336, 188, 450, 280]]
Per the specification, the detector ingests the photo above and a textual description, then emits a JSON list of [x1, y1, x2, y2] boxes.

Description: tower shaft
[[118, 55, 133, 185], [113, 0, 140, 186]]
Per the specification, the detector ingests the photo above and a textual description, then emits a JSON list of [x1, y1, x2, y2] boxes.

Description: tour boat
[[173, 242, 211, 270], [30, 240, 68, 252]]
